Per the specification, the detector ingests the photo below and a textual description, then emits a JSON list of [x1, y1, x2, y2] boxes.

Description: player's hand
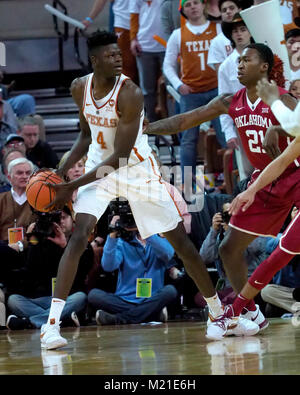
[[229, 188, 256, 215], [263, 125, 281, 159], [44, 182, 74, 211], [256, 78, 280, 107]]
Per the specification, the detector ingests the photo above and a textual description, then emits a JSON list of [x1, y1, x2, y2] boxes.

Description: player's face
[[92, 43, 122, 77], [220, 1, 240, 22], [237, 48, 268, 86]]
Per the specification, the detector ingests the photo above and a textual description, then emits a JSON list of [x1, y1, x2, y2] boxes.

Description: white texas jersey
[[83, 73, 152, 169]]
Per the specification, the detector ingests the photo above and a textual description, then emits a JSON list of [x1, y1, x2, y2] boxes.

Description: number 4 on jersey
[[96, 131, 107, 149]]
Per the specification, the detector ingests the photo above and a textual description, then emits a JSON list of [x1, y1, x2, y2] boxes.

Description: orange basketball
[[26, 170, 62, 212]]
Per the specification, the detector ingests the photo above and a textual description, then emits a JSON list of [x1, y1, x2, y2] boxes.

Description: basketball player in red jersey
[[145, 43, 300, 339]]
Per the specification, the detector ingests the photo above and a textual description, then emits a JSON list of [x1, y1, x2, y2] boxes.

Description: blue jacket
[[101, 234, 175, 303]]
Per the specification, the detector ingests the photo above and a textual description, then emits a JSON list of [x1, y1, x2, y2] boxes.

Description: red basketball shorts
[[230, 167, 300, 254]]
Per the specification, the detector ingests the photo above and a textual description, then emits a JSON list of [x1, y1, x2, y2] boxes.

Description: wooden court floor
[[0, 318, 299, 375]]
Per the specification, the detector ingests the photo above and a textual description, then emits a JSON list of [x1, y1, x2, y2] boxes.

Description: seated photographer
[[0, 158, 35, 293], [194, 202, 268, 309], [6, 206, 94, 330], [88, 200, 178, 325]]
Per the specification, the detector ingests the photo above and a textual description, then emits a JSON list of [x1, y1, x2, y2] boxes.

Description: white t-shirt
[[163, 21, 222, 90], [207, 32, 233, 69], [218, 49, 243, 141], [130, 0, 166, 52], [113, 0, 130, 30]]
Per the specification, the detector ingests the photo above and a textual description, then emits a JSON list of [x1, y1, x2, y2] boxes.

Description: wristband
[[85, 17, 93, 23]]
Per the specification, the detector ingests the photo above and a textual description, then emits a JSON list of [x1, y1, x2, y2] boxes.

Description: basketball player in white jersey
[[39, 31, 257, 350]]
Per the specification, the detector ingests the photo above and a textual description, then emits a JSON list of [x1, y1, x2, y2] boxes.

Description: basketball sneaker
[[241, 304, 269, 331], [40, 323, 68, 350], [206, 305, 259, 341]]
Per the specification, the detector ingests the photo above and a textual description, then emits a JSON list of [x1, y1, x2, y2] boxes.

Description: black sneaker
[[6, 315, 33, 330], [95, 310, 117, 325]]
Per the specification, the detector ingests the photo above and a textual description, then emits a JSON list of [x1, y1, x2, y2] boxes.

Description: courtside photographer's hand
[[47, 222, 67, 249]]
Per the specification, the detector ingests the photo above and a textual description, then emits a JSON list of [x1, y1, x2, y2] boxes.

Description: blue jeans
[[136, 51, 165, 122], [179, 88, 226, 185], [8, 94, 36, 116], [7, 292, 87, 328], [88, 285, 177, 324]]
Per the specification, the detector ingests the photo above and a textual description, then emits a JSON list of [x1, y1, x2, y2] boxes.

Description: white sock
[[47, 298, 66, 326], [204, 294, 223, 318]]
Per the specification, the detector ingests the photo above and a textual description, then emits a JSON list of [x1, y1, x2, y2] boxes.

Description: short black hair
[[218, 0, 240, 10], [87, 30, 118, 55], [246, 43, 274, 74], [285, 28, 300, 42]]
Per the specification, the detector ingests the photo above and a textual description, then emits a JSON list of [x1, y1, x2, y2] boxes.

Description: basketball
[[26, 170, 62, 212]]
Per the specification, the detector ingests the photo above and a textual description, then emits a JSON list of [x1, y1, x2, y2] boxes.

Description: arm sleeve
[[271, 99, 300, 137], [145, 235, 175, 263], [101, 236, 123, 272], [163, 29, 182, 91]]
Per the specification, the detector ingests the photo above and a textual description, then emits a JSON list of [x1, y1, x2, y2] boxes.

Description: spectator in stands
[[160, 0, 181, 39], [0, 147, 26, 193], [195, 201, 268, 308], [130, 0, 167, 122], [0, 69, 36, 117], [82, 0, 138, 84], [19, 115, 58, 169], [285, 27, 300, 81], [163, 0, 225, 195], [59, 151, 86, 201], [289, 78, 300, 99], [206, 0, 222, 21], [1, 134, 26, 158], [218, 12, 254, 180], [88, 203, 178, 325], [260, 206, 300, 317], [0, 97, 19, 151], [207, 0, 242, 72], [6, 205, 94, 330], [0, 158, 35, 295]]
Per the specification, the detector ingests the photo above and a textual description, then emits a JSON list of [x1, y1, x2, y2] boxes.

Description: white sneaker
[[241, 304, 269, 331], [40, 323, 68, 350], [206, 305, 259, 341]]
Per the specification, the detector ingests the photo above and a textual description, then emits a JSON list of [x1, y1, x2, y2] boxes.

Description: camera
[[108, 199, 136, 240], [221, 211, 231, 224], [27, 210, 62, 244]]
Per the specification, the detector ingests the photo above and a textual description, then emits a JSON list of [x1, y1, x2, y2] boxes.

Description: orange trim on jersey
[[115, 76, 130, 118], [82, 74, 90, 113], [133, 147, 144, 162], [149, 155, 162, 181], [90, 75, 121, 110], [164, 184, 183, 217]]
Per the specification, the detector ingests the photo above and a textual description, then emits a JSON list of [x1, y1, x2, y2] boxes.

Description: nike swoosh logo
[[254, 280, 264, 285], [86, 103, 92, 106], [251, 311, 259, 322], [235, 107, 244, 111]]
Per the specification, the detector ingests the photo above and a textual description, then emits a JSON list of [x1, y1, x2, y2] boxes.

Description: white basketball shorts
[[73, 153, 183, 239]]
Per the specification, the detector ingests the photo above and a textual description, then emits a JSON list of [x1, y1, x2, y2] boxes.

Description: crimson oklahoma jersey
[[228, 87, 300, 171]]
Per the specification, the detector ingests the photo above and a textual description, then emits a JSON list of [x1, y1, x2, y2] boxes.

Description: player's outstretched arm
[[144, 93, 233, 135], [257, 78, 300, 137], [230, 136, 300, 215], [57, 77, 92, 178]]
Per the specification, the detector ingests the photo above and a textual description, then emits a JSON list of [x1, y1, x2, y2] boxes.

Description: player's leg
[[219, 226, 256, 293]]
